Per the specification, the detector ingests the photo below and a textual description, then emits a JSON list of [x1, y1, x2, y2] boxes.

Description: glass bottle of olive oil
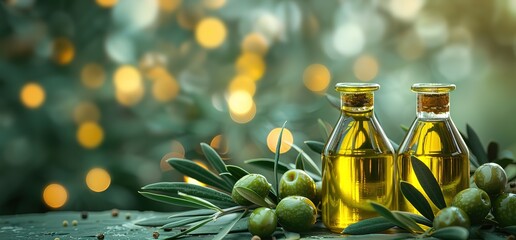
[[322, 83, 396, 233], [398, 83, 469, 214]]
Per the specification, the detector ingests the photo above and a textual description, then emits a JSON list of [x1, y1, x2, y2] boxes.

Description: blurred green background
[[1, 0, 516, 214]]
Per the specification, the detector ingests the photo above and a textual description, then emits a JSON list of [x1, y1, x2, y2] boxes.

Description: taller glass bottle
[[398, 83, 469, 214], [322, 83, 396, 233]]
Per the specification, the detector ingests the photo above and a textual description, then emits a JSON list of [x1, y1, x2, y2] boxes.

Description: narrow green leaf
[[342, 217, 395, 235], [162, 215, 212, 229], [139, 191, 217, 210], [288, 142, 322, 176], [234, 186, 269, 207], [164, 217, 213, 240], [283, 230, 301, 240], [400, 125, 409, 132], [487, 142, 499, 161], [325, 93, 340, 109], [168, 209, 216, 218], [410, 156, 447, 209], [317, 118, 332, 139], [394, 211, 433, 227], [369, 201, 414, 233], [392, 211, 424, 233], [493, 158, 515, 169], [305, 140, 325, 154], [167, 158, 231, 192], [466, 124, 488, 165], [226, 165, 250, 181], [400, 181, 434, 221], [274, 122, 287, 196], [295, 153, 305, 170], [430, 226, 469, 240], [200, 142, 228, 174], [141, 182, 234, 204], [503, 226, 516, 235], [178, 192, 223, 212], [244, 158, 292, 173], [212, 211, 247, 240]]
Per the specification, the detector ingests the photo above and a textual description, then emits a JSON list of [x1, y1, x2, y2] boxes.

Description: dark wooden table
[[0, 210, 414, 239]]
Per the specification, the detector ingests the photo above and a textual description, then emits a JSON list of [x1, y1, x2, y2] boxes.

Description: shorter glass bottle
[[322, 83, 396, 233], [397, 83, 469, 214]]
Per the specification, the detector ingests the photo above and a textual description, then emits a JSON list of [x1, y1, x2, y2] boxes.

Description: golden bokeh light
[[183, 161, 208, 186], [242, 32, 269, 56], [235, 52, 266, 81], [228, 75, 256, 96], [266, 127, 294, 154], [115, 87, 144, 107], [148, 67, 180, 102], [303, 64, 331, 93], [73, 102, 100, 124], [159, 0, 181, 12], [43, 183, 68, 209], [228, 90, 254, 115], [96, 0, 118, 8], [195, 17, 227, 49], [52, 38, 75, 65], [114, 65, 143, 94], [160, 152, 183, 171], [210, 134, 229, 154], [230, 101, 256, 124], [171, 140, 185, 156], [81, 63, 105, 89], [20, 82, 45, 109], [353, 55, 379, 82], [86, 168, 111, 192], [77, 121, 104, 149], [203, 0, 226, 9]]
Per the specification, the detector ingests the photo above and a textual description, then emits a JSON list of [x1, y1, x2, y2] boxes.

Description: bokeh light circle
[[235, 52, 265, 81], [86, 168, 111, 192], [20, 82, 45, 109], [266, 128, 294, 154], [43, 183, 68, 209], [303, 64, 331, 92], [353, 55, 379, 82], [333, 23, 364, 57], [228, 91, 253, 115], [195, 17, 227, 49], [81, 63, 105, 89], [77, 121, 104, 149]]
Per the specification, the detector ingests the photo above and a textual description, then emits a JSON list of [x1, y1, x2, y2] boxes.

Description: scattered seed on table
[[111, 208, 119, 217], [153, 231, 160, 239], [163, 228, 172, 232], [81, 211, 88, 219], [97, 233, 105, 240], [72, 220, 78, 226], [54, 238, 60, 240], [62, 220, 68, 227], [125, 213, 131, 220], [251, 235, 261, 240]]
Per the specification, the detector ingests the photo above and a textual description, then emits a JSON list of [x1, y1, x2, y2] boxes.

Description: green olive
[[248, 207, 278, 238]]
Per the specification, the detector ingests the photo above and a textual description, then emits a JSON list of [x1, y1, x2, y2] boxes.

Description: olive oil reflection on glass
[[322, 83, 396, 233], [397, 84, 469, 214]]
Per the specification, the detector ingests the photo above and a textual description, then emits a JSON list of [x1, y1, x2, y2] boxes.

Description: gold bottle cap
[[411, 83, 455, 93], [335, 83, 380, 93]]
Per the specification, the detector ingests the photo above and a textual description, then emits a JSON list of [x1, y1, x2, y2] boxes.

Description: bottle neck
[[341, 92, 374, 116], [416, 93, 450, 119]]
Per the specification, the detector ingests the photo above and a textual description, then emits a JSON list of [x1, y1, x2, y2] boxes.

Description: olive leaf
[[430, 226, 469, 240], [274, 122, 287, 196], [325, 93, 340, 109], [317, 118, 332, 139], [394, 211, 433, 227], [400, 124, 409, 132], [234, 186, 270, 208], [411, 156, 447, 209], [162, 215, 213, 229], [342, 217, 395, 235], [244, 158, 292, 173], [167, 158, 231, 192], [168, 209, 217, 218], [141, 182, 234, 205], [487, 142, 499, 161], [466, 124, 488, 165], [392, 211, 424, 233], [164, 217, 213, 240], [295, 153, 304, 170], [369, 201, 416, 233], [212, 211, 247, 240], [178, 192, 223, 212], [493, 158, 515, 169], [139, 191, 220, 210], [304, 140, 325, 154], [288, 142, 322, 176], [226, 165, 250, 181], [200, 143, 234, 189], [400, 181, 434, 221]]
